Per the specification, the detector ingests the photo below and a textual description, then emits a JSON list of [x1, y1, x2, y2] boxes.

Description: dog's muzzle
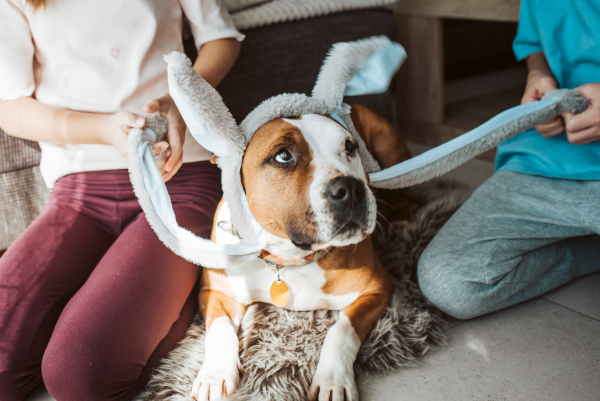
[[325, 176, 369, 232], [327, 176, 365, 210]]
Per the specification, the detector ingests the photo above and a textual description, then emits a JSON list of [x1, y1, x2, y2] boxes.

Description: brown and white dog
[[192, 106, 410, 401]]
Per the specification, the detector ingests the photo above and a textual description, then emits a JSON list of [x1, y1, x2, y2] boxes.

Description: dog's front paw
[[308, 364, 359, 401], [191, 358, 241, 401]]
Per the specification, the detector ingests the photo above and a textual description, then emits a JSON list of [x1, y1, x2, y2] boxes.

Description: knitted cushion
[[191, 8, 396, 124], [0, 129, 49, 250]]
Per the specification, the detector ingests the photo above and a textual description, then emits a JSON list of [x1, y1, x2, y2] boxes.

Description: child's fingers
[[165, 147, 182, 172], [564, 107, 599, 134], [155, 155, 167, 172], [564, 105, 600, 144], [165, 123, 185, 172], [152, 141, 170, 155], [521, 92, 541, 104], [536, 116, 565, 138], [565, 83, 600, 134], [566, 125, 600, 144], [538, 77, 559, 95], [162, 156, 183, 183], [120, 112, 146, 130], [143, 97, 168, 113], [150, 142, 171, 174]]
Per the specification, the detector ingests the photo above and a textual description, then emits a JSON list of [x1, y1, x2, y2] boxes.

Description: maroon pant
[[0, 162, 221, 401]]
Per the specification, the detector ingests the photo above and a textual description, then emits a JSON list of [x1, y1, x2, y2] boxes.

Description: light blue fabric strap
[[345, 41, 407, 97], [329, 113, 347, 128], [136, 138, 266, 256], [369, 98, 559, 182]]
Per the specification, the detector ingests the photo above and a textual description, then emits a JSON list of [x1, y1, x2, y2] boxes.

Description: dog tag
[[270, 280, 289, 307]]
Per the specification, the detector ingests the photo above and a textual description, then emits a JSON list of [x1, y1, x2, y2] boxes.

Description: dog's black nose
[[326, 176, 365, 209]]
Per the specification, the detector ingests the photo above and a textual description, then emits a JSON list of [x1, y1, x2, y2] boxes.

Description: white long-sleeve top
[[0, 0, 244, 187]]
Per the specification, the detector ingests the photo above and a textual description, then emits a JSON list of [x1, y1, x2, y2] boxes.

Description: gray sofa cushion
[[1, 129, 42, 173], [1, 130, 49, 250]]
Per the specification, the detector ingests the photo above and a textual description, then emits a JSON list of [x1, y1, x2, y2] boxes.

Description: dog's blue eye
[[345, 139, 357, 155], [275, 150, 293, 163]]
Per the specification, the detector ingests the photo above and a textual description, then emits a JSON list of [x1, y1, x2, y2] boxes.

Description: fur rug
[[134, 181, 467, 401]]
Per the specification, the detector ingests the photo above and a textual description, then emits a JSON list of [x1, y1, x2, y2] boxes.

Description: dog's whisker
[[376, 198, 395, 209], [375, 220, 386, 239], [376, 211, 392, 227], [377, 211, 399, 237]]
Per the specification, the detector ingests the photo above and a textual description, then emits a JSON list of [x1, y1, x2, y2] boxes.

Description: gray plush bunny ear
[[311, 36, 406, 109], [164, 52, 244, 157], [369, 89, 589, 189]]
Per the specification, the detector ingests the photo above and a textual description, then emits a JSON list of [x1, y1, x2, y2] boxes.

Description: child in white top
[[0, 1, 243, 400], [0, 0, 244, 185]]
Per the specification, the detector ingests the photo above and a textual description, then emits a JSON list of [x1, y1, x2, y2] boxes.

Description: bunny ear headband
[[127, 35, 589, 269]]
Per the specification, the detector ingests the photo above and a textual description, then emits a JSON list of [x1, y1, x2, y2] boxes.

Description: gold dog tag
[[270, 280, 289, 307]]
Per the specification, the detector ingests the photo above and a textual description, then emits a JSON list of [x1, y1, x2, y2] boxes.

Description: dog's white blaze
[[214, 201, 359, 311], [193, 316, 241, 400], [284, 115, 377, 247], [309, 313, 361, 401]]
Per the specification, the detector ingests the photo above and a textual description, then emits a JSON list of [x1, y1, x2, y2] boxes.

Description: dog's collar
[[259, 248, 329, 269], [219, 220, 330, 268]]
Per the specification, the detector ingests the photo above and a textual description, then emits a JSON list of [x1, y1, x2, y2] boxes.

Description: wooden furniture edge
[[396, 0, 521, 22]]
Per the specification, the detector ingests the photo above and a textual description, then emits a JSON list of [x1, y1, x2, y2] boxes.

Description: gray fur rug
[[135, 181, 467, 401]]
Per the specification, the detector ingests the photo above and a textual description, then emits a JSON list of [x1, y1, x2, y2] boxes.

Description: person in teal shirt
[[496, 0, 600, 179], [416, 0, 600, 319]]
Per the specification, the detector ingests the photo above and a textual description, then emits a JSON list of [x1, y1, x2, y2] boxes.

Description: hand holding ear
[[521, 70, 565, 138], [143, 93, 186, 182], [103, 111, 146, 157], [561, 83, 600, 145]]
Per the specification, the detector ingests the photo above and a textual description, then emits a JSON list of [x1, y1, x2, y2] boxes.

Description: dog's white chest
[[213, 202, 359, 311], [223, 259, 358, 311]]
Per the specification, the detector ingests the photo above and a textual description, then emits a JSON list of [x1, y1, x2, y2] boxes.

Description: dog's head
[[129, 37, 405, 267], [242, 114, 376, 250]]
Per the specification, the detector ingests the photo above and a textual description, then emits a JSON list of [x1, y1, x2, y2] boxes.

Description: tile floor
[[25, 144, 600, 401]]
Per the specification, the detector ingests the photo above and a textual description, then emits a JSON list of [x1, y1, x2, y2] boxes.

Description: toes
[[209, 380, 225, 400], [197, 381, 210, 401], [193, 377, 236, 400], [223, 377, 237, 397], [317, 386, 343, 401], [309, 383, 358, 401], [344, 386, 358, 401], [331, 387, 345, 401], [192, 377, 201, 400], [308, 385, 319, 401]]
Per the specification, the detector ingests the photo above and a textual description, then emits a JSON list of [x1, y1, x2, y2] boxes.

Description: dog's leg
[[192, 289, 247, 401], [308, 292, 391, 401]]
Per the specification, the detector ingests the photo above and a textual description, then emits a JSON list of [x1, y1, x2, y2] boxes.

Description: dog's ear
[[164, 52, 245, 156], [311, 36, 406, 109]]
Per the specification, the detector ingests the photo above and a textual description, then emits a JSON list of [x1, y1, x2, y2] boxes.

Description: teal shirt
[[495, 0, 600, 180]]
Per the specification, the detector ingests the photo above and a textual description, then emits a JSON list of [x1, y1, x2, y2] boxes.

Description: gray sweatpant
[[418, 171, 600, 319]]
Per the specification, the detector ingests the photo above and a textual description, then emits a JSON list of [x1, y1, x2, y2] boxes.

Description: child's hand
[[102, 112, 173, 177], [562, 83, 600, 144], [522, 70, 565, 138], [143, 94, 186, 182], [104, 111, 146, 157]]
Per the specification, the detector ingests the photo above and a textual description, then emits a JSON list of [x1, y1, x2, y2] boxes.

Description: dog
[[127, 37, 410, 401], [192, 105, 410, 401]]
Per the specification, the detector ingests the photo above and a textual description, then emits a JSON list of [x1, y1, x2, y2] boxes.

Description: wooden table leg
[[396, 14, 445, 133]]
